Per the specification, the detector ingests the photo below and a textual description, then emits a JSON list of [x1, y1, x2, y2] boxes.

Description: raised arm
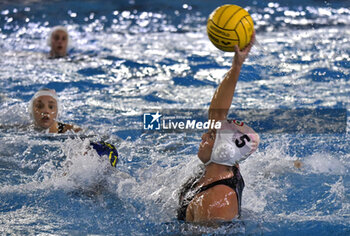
[[208, 32, 255, 122]]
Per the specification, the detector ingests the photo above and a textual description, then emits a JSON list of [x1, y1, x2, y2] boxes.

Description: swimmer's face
[[50, 30, 68, 57], [197, 130, 216, 163], [32, 96, 58, 129]]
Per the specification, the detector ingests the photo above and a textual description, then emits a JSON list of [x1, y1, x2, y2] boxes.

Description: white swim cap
[[206, 120, 260, 166], [28, 89, 60, 120], [47, 25, 71, 48]]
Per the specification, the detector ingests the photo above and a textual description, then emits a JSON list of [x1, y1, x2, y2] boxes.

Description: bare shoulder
[[62, 123, 82, 133], [187, 185, 238, 222]]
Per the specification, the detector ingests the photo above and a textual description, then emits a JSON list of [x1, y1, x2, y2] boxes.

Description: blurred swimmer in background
[[48, 26, 70, 58], [178, 33, 259, 224], [28, 88, 81, 133]]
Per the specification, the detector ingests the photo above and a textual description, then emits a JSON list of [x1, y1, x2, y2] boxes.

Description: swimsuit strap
[[198, 166, 241, 194], [197, 177, 236, 194]]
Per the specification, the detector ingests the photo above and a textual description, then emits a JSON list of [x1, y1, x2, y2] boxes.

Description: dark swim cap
[[90, 141, 119, 167]]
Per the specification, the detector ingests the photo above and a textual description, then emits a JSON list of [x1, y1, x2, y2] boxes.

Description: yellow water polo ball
[[207, 4, 254, 52]]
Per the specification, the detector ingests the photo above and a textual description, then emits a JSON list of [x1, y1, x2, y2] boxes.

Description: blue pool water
[[0, 0, 349, 235]]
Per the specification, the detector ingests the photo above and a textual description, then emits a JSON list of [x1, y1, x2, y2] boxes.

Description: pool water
[[0, 0, 349, 235]]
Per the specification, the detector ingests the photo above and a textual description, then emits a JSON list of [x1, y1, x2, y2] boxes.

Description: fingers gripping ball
[[91, 141, 119, 167], [207, 4, 254, 51]]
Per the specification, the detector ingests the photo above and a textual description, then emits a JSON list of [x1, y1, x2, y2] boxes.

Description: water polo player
[[29, 88, 81, 133], [48, 26, 70, 58], [178, 33, 259, 223]]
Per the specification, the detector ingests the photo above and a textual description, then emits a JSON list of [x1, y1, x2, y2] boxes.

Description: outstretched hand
[[208, 32, 256, 122], [232, 31, 255, 67]]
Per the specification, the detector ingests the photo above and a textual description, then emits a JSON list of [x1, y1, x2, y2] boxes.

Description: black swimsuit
[[177, 166, 245, 221], [57, 122, 66, 134]]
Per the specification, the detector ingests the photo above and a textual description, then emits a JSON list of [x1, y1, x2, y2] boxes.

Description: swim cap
[[206, 120, 259, 166], [28, 88, 60, 120], [91, 141, 119, 167], [47, 25, 71, 48]]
